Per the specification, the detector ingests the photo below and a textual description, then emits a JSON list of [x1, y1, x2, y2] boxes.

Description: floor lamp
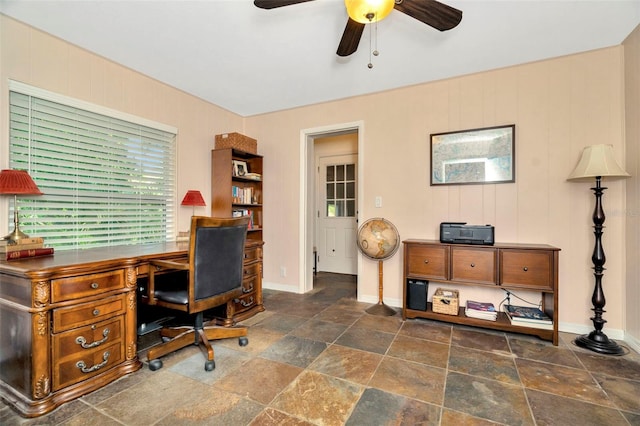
[[568, 144, 630, 355]]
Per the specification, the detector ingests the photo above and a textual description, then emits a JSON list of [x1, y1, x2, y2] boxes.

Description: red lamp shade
[[181, 190, 206, 207], [0, 169, 43, 195]]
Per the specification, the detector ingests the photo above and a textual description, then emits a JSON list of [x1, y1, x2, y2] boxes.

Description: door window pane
[[324, 162, 356, 218]]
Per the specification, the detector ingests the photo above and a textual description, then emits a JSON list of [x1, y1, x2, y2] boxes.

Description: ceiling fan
[[253, 0, 463, 57]]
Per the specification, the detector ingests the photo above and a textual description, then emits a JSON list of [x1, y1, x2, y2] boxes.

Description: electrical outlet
[[280, 266, 286, 277], [375, 196, 382, 208]]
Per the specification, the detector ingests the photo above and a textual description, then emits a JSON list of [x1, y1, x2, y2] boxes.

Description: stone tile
[[369, 357, 446, 405], [249, 408, 315, 425], [313, 305, 364, 325], [335, 326, 395, 355], [440, 408, 505, 425], [399, 318, 452, 344], [308, 344, 383, 385], [622, 411, 640, 424], [0, 399, 90, 426], [444, 372, 534, 425], [216, 357, 303, 405], [289, 318, 348, 343], [574, 350, 640, 381], [387, 334, 449, 368], [260, 335, 327, 368], [94, 370, 207, 425], [169, 345, 252, 385], [508, 337, 582, 368], [346, 388, 440, 425], [270, 370, 362, 426], [155, 388, 264, 425], [593, 373, 640, 413], [526, 388, 630, 426], [219, 325, 285, 355], [82, 365, 154, 405], [351, 312, 403, 334], [515, 358, 614, 407], [59, 407, 122, 425], [253, 313, 307, 334], [448, 345, 520, 385], [451, 328, 510, 354]]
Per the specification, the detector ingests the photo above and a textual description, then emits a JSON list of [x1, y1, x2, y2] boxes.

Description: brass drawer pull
[[90, 282, 99, 289], [523, 267, 528, 272], [76, 351, 110, 374], [92, 309, 100, 316], [470, 263, 476, 267], [239, 296, 254, 307], [243, 283, 254, 294], [424, 259, 429, 264], [76, 328, 110, 349]]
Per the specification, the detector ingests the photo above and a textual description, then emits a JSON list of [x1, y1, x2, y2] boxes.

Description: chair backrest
[[188, 216, 249, 305]]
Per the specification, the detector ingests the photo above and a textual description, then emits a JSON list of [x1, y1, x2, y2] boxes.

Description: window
[[7, 82, 177, 250], [325, 163, 356, 217]]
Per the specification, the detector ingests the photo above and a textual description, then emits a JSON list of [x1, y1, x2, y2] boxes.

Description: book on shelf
[[465, 300, 497, 321], [5, 247, 54, 261], [504, 305, 552, 324], [505, 310, 553, 330], [243, 172, 262, 181]]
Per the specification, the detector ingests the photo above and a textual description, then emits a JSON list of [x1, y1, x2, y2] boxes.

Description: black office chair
[[145, 216, 250, 371]]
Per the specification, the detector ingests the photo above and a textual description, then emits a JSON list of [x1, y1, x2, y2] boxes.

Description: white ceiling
[[1, 0, 639, 117]]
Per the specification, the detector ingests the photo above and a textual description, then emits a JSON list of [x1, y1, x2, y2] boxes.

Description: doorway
[[299, 121, 364, 295]]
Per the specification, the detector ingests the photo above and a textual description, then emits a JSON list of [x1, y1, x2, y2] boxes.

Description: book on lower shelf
[[5, 247, 54, 261], [465, 300, 497, 321], [504, 305, 553, 330]]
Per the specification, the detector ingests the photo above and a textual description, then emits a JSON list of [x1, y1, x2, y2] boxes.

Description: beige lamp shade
[[568, 144, 630, 181], [345, 0, 395, 24]]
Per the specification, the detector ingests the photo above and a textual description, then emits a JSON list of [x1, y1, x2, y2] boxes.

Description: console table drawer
[[244, 245, 263, 263], [406, 245, 449, 280], [52, 270, 125, 303], [53, 316, 124, 360], [500, 250, 553, 290], [53, 340, 124, 391], [52, 294, 127, 333], [451, 247, 497, 284]]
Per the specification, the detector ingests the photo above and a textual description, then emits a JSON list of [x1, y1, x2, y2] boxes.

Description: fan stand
[[366, 260, 396, 316]]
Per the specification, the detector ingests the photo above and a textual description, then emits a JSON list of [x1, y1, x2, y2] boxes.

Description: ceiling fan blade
[[394, 0, 462, 31], [336, 18, 366, 57], [254, 0, 315, 9]]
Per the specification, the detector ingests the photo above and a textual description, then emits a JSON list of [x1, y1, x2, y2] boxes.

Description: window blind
[[8, 87, 177, 250]]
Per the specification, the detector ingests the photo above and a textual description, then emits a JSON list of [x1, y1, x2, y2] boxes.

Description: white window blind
[[8, 87, 177, 250]]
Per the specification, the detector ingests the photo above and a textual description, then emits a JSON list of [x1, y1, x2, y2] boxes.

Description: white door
[[317, 155, 357, 274]]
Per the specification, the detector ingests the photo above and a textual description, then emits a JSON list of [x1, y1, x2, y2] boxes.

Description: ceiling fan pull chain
[[368, 22, 373, 69], [373, 19, 379, 57]]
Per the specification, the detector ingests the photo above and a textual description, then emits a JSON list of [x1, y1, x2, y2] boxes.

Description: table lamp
[[181, 190, 206, 216], [0, 169, 43, 244], [567, 144, 630, 355]]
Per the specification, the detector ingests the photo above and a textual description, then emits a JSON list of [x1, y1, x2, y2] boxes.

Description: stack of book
[[504, 305, 553, 330], [465, 300, 497, 321], [0, 237, 54, 260]]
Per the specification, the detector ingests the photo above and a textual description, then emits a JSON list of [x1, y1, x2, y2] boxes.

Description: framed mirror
[[430, 124, 515, 186]]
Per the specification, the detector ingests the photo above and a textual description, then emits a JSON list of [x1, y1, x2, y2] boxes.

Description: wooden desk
[[0, 240, 264, 418]]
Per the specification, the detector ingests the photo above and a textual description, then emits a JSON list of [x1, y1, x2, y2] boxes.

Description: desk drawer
[[52, 294, 127, 333], [53, 340, 124, 391], [243, 263, 260, 278], [244, 245, 262, 263], [500, 249, 553, 290], [406, 244, 449, 280], [52, 270, 125, 303], [233, 292, 256, 312], [53, 316, 124, 360]]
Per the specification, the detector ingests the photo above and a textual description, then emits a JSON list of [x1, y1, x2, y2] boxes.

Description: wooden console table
[[0, 240, 263, 418], [402, 239, 560, 345]]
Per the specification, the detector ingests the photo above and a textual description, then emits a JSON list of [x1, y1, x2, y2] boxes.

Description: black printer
[[440, 222, 495, 245]]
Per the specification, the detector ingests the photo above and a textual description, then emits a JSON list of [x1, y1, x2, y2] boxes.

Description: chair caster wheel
[[205, 360, 215, 371], [149, 359, 163, 371], [239, 337, 248, 347]]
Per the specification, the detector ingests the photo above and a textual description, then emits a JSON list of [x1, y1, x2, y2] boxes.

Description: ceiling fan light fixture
[[345, 0, 394, 24]]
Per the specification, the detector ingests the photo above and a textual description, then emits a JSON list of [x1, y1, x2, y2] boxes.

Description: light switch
[[375, 196, 382, 208]]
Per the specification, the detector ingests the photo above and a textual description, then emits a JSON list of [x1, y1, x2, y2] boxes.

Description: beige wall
[[1, 14, 635, 344], [246, 46, 630, 339], [624, 25, 640, 348], [0, 15, 244, 235]]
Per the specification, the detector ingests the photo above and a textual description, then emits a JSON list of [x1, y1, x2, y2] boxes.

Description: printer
[[440, 222, 495, 245]]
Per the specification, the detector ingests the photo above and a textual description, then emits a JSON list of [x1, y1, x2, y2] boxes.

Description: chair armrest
[[146, 257, 188, 305]]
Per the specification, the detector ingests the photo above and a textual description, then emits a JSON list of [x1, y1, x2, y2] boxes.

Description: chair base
[[146, 323, 248, 371]]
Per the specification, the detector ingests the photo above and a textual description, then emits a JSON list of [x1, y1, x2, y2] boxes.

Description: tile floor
[[2, 272, 640, 425]]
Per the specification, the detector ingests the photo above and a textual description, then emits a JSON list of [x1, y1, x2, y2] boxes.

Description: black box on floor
[[407, 279, 428, 311]]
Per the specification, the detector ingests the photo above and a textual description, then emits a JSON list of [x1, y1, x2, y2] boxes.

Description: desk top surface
[[0, 242, 189, 277]]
